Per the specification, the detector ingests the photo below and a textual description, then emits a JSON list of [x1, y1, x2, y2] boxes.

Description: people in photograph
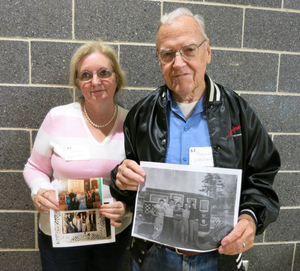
[[69, 190, 76, 202], [67, 213, 72, 225], [74, 197, 80, 210], [110, 7, 280, 270], [82, 214, 87, 232], [70, 197, 76, 210], [189, 201, 199, 246], [173, 202, 183, 243], [181, 202, 190, 244], [87, 191, 94, 209], [76, 192, 82, 201], [72, 214, 80, 232], [151, 199, 166, 240], [23, 41, 132, 271], [63, 214, 69, 234], [79, 194, 87, 210], [89, 211, 96, 231], [65, 192, 71, 210], [67, 221, 76, 233], [162, 198, 175, 242], [86, 212, 91, 232], [92, 189, 96, 203]]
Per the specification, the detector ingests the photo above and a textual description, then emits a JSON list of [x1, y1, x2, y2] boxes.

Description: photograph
[[132, 162, 242, 252], [50, 178, 115, 247], [56, 178, 102, 211]]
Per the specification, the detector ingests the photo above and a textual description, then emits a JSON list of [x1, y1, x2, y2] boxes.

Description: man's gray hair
[[158, 7, 208, 40]]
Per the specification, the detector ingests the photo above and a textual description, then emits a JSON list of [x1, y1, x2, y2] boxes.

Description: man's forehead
[[156, 17, 203, 49]]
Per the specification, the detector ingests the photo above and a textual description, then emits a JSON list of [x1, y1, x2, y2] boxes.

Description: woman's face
[[77, 51, 117, 107]]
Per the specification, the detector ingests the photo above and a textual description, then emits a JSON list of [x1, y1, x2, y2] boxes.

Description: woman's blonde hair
[[69, 41, 126, 101]]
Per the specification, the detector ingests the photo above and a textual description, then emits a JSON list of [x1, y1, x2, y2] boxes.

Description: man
[[67, 220, 76, 233], [151, 199, 166, 240], [162, 198, 175, 242], [173, 202, 183, 244], [110, 7, 280, 271], [181, 202, 190, 244], [89, 211, 96, 231], [189, 201, 199, 246]]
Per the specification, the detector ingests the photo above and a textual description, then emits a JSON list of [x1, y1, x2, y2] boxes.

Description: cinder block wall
[[0, 1, 299, 270]]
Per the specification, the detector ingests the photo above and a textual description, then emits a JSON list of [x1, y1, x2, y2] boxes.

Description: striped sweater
[[23, 102, 131, 235]]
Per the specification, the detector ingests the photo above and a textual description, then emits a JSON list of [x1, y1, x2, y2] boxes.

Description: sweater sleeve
[[23, 111, 55, 200]]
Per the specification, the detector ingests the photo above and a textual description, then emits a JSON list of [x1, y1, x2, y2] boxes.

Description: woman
[[79, 194, 87, 210], [23, 41, 132, 271]]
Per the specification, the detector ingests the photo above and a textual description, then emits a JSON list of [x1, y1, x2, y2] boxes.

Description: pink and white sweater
[[23, 102, 131, 235]]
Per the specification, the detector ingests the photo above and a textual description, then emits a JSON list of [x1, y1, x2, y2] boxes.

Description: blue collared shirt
[[165, 89, 211, 165]]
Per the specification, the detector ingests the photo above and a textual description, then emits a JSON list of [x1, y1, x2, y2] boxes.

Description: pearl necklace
[[83, 104, 117, 128]]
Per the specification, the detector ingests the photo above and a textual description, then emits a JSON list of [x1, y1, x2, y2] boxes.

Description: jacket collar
[[206, 74, 221, 102]]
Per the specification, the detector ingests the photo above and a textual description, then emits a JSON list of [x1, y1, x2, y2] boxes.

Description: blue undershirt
[[165, 89, 211, 165]]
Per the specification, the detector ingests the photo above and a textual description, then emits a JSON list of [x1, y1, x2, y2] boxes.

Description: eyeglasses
[[77, 68, 114, 82], [157, 40, 207, 64]]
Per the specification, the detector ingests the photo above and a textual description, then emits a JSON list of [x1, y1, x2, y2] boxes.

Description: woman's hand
[[99, 199, 126, 227], [34, 189, 60, 214]]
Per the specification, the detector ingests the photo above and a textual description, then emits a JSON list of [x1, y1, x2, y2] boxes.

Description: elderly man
[[110, 7, 280, 271]]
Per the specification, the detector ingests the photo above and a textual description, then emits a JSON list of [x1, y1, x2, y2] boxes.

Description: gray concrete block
[[208, 51, 278, 92], [0, 130, 30, 170], [120, 45, 164, 88], [265, 209, 300, 242], [0, 172, 34, 210], [0, 86, 73, 128], [273, 135, 300, 171], [163, 2, 243, 48], [279, 54, 300, 93], [0, 213, 36, 248], [75, 0, 160, 43], [0, 251, 41, 271], [273, 173, 300, 207], [240, 94, 300, 133], [243, 244, 294, 271], [31, 42, 83, 85], [0, 41, 29, 84], [0, 0, 72, 39], [254, 233, 263, 243], [205, 0, 281, 8], [284, 0, 300, 10], [244, 9, 300, 52], [116, 89, 154, 110]]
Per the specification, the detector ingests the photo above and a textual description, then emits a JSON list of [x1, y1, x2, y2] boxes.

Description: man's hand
[[218, 214, 256, 255], [116, 159, 145, 191]]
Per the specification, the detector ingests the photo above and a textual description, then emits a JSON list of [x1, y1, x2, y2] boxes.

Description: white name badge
[[189, 147, 214, 167], [65, 145, 90, 161]]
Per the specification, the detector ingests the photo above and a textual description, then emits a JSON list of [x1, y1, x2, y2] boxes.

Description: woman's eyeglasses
[[77, 68, 114, 82]]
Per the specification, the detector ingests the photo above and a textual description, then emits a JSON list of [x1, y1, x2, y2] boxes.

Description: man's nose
[[173, 51, 186, 67]]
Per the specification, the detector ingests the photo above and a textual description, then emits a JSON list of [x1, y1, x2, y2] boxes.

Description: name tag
[[65, 145, 90, 161], [189, 147, 214, 167]]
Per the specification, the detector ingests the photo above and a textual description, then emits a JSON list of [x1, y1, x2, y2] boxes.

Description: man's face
[[156, 16, 211, 103]]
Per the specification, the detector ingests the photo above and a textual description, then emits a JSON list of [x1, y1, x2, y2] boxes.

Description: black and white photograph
[[132, 162, 242, 252], [50, 178, 115, 247]]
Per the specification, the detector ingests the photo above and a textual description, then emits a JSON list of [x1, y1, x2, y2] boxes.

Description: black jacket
[[110, 74, 280, 270]]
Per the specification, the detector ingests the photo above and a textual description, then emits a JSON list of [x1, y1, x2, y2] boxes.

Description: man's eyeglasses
[[157, 40, 207, 64], [77, 68, 114, 82]]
